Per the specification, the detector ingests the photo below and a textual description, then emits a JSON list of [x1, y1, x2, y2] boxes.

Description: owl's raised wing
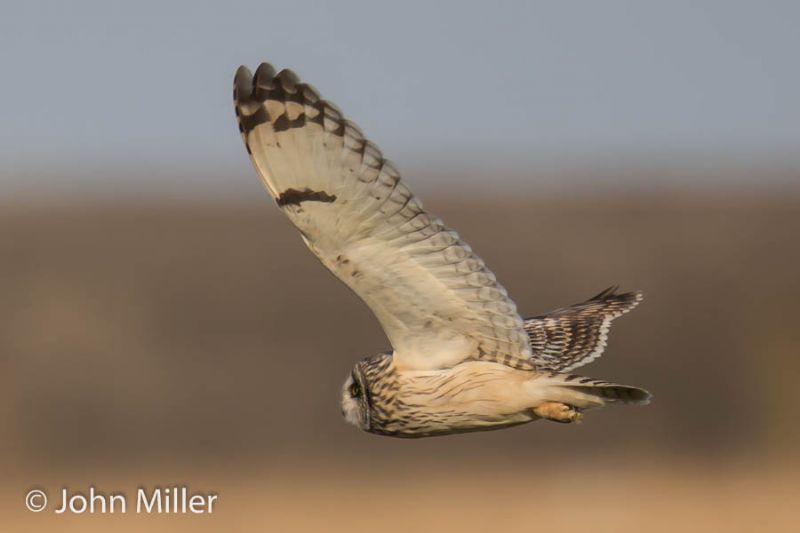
[[524, 287, 643, 372], [234, 63, 531, 371]]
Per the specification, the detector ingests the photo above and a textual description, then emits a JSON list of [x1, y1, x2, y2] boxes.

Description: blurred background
[[2, 1, 798, 531]]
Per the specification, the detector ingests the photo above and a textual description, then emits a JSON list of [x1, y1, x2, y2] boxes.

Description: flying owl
[[233, 61, 651, 438]]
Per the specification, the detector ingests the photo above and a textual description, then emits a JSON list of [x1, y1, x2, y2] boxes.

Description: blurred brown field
[[1, 182, 799, 531], [2, 460, 798, 532]]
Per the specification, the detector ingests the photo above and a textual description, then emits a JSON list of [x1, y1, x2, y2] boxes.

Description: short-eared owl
[[233, 61, 650, 438]]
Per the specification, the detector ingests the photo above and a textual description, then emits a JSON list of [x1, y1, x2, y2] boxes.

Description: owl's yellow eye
[[349, 381, 362, 398]]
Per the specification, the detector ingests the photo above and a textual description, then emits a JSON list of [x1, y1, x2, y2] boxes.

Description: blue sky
[[2, 1, 798, 195]]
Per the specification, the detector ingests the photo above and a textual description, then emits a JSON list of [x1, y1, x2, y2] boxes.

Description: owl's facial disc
[[340, 371, 368, 430]]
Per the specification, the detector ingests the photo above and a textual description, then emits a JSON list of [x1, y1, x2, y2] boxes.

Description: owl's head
[[340, 352, 393, 432], [340, 364, 370, 431]]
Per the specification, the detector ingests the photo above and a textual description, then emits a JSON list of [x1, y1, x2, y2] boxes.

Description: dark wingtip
[[235, 64, 252, 79], [254, 62, 277, 88], [276, 68, 300, 93], [589, 285, 620, 301], [233, 65, 253, 102], [589, 285, 644, 306]]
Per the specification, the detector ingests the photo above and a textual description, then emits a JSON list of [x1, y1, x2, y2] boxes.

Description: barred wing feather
[[524, 287, 643, 372]]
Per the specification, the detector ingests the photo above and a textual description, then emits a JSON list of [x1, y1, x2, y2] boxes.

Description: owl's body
[[233, 61, 651, 438], [343, 290, 649, 438], [345, 354, 532, 437]]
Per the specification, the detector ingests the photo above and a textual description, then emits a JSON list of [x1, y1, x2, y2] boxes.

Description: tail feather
[[543, 373, 651, 409], [566, 382, 651, 405]]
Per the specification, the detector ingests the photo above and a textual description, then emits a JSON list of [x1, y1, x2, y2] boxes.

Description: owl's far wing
[[234, 63, 531, 371], [523, 287, 643, 372]]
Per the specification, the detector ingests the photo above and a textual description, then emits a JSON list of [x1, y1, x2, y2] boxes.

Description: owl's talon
[[534, 402, 583, 423]]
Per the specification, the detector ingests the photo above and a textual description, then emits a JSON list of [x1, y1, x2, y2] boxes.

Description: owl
[[233, 61, 651, 438]]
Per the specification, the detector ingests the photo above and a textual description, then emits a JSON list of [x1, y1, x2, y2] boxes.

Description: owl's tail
[[541, 374, 651, 409]]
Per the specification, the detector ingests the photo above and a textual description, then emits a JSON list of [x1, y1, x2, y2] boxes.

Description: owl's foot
[[533, 402, 583, 424]]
